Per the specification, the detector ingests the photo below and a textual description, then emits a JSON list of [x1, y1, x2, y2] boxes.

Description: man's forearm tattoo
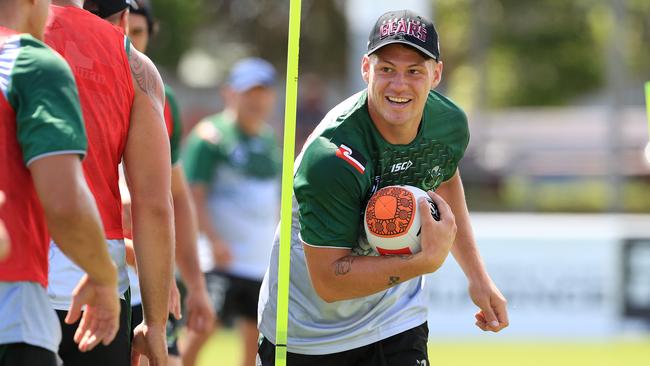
[[396, 255, 413, 261], [388, 276, 400, 286], [334, 256, 356, 276]]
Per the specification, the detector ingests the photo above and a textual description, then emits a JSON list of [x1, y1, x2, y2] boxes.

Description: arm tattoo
[[380, 254, 413, 260], [334, 256, 356, 276], [128, 51, 159, 98], [388, 276, 400, 286]]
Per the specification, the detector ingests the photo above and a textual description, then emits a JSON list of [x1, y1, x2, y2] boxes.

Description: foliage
[[147, 0, 347, 77], [147, 0, 205, 69], [434, 0, 650, 108]]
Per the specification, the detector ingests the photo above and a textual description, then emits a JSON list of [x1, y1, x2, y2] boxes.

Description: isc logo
[[390, 160, 413, 173]]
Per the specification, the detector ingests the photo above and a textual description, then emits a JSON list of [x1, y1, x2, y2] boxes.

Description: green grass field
[[196, 330, 650, 366]]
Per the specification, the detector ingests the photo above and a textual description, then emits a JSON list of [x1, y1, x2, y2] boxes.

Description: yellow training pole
[[275, 0, 302, 364]]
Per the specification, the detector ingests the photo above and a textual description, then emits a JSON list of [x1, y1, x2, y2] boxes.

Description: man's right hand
[[415, 191, 457, 274], [65, 273, 120, 352], [131, 323, 168, 366]]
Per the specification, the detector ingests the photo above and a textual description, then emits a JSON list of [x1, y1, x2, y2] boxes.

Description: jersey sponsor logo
[[336, 144, 366, 174], [390, 160, 413, 173]]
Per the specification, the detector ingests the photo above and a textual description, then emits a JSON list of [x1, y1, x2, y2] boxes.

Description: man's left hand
[[184, 286, 215, 333], [469, 278, 509, 332]]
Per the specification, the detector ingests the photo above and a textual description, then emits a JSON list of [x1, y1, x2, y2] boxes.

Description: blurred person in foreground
[[0, 1, 120, 364], [257, 9, 509, 365], [44, 0, 174, 365], [88, 0, 215, 364], [182, 58, 281, 366]]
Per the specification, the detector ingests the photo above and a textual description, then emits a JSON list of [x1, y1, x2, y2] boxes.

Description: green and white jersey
[[0, 31, 85, 353], [0, 33, 86, 166], [258, 90, 469, 355], [183, 111, 281, 279]]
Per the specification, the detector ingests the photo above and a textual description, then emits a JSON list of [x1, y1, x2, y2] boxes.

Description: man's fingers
[[185, 309, 197, 331], [130, 349, 141, 366], [494, 300, 510, 330], [73, 310, 90, 343], [66, 298, 83, 325], [173, 300, 182, 320], [103, 319, 119, 345], [474, 311, 489, 331], [418, 197, 436, 226], [426, 191, 453, 222], [475, 311, 486, 322], [77, 314, 99, 351], [478, 305, 500, 331]]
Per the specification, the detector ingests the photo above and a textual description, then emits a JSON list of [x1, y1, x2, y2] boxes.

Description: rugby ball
[[364, 185, 439, 255]]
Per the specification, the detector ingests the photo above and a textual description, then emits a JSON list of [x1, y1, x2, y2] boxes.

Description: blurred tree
[[435, 0, 650, 108], [147, 0, 346, 78], [626, 0, 650, 81], [148, 0, 205, 69]]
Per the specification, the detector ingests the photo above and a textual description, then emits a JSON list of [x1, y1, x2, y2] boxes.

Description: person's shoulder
[[298, 134, 368, 182], [306, 91, 370, 146], [426, 90, 468, 122], [328, 90, 369, 125], [188, 115, 223, 146], [50, 5, 126, 39], [10, 35, 72, 79]]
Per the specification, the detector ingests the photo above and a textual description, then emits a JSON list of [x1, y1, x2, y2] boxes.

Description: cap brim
[[368, 40, 438, 61]]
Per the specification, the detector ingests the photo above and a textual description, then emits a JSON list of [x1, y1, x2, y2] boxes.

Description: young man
[[257, 9, 509, 365], [44, 1, 174, 365], [0, 0, 120, 364], [183, 58, 281, 366], [92, 1, 213, 364]]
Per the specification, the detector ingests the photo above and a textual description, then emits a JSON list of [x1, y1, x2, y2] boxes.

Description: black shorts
[[56, 295, 131, 366], [0, 343, 57, 366], [257, 322, 429, 366], [205, 270, 262, 327], [130, 304, 180, 356]]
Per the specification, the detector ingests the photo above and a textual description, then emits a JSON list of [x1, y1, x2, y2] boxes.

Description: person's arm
[[13, 40, 119, 352], [436, 169, 509, 332], [189, 183, 232, 267], [171, 164, 214, 332], [0, 192, 9, 261], [29, 155, 119, 351], [303, 191, 457, 302], [123, 46, 174, 365]]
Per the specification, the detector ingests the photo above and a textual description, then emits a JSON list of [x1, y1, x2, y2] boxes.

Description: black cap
[[85, 0, 137, 19], [367, 9, 440, 61]]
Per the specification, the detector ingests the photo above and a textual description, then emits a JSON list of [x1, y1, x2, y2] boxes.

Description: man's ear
[[430, 60, 443, 89], [361, 54, 371, 84], [119, 8, 129, 33]]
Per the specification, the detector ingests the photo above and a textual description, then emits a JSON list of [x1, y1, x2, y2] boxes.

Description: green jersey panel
[[5, 35, 86, 165], [182, 119, 221, 184], [182, 112, 280, 184], [295, 90, 469, 249], [294, 137, 365, 248]]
